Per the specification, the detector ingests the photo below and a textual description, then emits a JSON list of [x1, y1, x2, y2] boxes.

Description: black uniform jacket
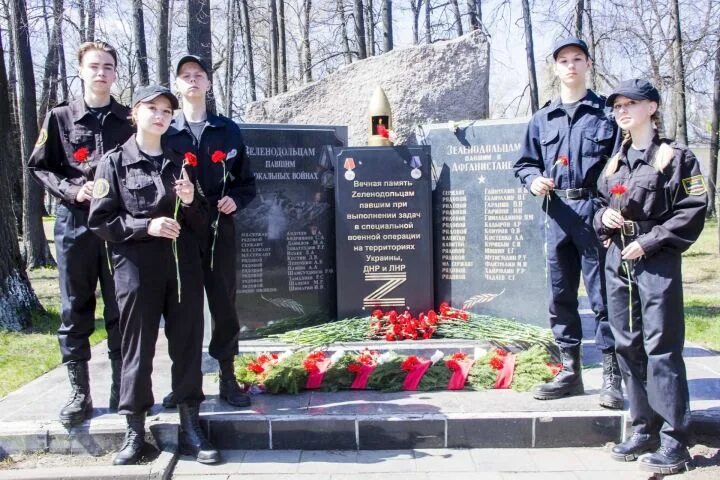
[[593, 135, 708, 256], [28, 98, 134, 206], [88, 138, 208, 244], [165, 112, 256, 209]]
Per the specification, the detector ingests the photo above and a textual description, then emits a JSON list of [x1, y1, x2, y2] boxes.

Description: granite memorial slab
[[417, 119, 548, 325], [334, 146, 433, 319]]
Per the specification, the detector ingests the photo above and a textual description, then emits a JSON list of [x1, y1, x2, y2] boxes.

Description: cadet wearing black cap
[[514, 37, 623, 408], [27, 41, 133, 426], [89, 85, 220, 466], [595, 79, 706, 475], [162, 54, 256, 409]]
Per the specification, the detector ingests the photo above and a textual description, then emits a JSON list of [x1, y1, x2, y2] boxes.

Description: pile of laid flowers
[[234, 346, 561, 395], [268, 303, 554, 352]]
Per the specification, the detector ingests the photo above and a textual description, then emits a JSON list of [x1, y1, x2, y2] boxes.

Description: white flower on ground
[[473, 347, 487, 359], [430, 350, 445, 364], [330, 349, 346, 363]]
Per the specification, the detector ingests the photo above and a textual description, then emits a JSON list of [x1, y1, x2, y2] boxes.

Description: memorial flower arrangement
[[209, 149, 230, 270], [234, 346, 560, 395], [172, 152, 198, 302]]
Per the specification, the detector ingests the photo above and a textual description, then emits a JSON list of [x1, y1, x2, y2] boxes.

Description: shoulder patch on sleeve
[[681, 175, 707, 196], [92, 178, 110, 199], [35, 129, 48, 147]]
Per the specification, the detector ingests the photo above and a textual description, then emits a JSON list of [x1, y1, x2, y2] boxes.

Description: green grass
[[685, 298, 720, 352]]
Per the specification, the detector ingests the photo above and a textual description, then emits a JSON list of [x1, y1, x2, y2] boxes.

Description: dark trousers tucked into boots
[[534, 345, 584, 400], [606, 244, 690, 451], [59, 361, 93, 426], [113, 413, 146, 465], [179, 403, 220, 464], [113, 239, 205, 415]]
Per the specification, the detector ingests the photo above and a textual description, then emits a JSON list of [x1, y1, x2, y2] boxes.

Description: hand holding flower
[[148, 217, 181, 239], [217, 195, 237, 214], [531, 176, 555, 196], [75, 181, 95, 203], [601, 208, 624, 229], [174, 168, 194, 204], [621, 241, 645, 260]]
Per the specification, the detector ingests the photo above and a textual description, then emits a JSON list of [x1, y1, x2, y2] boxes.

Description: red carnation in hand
[[211, 150, 227, 163], [184, 152, 198, 167], [555, 155, 569, 167], [610, 184, 628, 196], [73, 147, 90, 163]]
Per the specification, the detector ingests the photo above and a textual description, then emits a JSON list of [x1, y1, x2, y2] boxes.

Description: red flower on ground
[[385, 333, 396, 341], [372, 309, 384, 319], [451, 352, 468, 361], [427, 310, 438, 325], [73, 147, 90, 163], [211, 150, 227, 163], [347, 363, 363, 374], [490, 356, 505, 370], [401, 356, 421, 372], [184, 152, 198, 167], [303, 359, 320, 374], [610, 184, 628, 196], [445, 359, 461, 371], [495, 349, 508, 357], [247, 362, 264, 374]]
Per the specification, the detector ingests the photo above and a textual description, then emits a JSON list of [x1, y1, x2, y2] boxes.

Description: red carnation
[[610, 184, 628, 196], [495, 349, 508, 357], [347, 363, 363, 374], [490, 356, 505, 370], [184, 152, 198, 167], [247, 362, 264, 374], [211, 150, 227, 163], [385, 333, 396, 341], [427, 311, 438, 325], [451, 352, 468, 361], [401, 356, 420, 372], [555, 155, 569, 167], [303, 359, 320, 374], [446, 359, 461, 371], [73, 147, 90, 163], [372, 309, 384, 319]]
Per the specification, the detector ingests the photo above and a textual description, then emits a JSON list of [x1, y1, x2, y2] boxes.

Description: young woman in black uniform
[[89, 85, 219, 466], [594, 79, 707, 475]]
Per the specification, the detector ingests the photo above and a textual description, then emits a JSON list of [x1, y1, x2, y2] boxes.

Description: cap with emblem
[[176, 55, 209, 76], [131, 84, 179, 110], [552, 37, 590, 59], [606, 79, 661, 107]]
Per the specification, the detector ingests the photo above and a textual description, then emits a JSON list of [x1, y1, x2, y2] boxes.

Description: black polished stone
[[334, 146, 434, 319], [447, 417, 533, 448], [235, 125, 347, 337], [417, 121, 548, 325], [271, 418, 356, 450], [206, 418, 270, 449], [534, 415, 622, 447], [358, 418, 444, 449]]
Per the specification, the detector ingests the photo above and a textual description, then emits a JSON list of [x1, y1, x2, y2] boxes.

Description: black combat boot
[[639, 445, 692, 474], [113, 413, 146, 465], [59, 361, 93, 427], [109, 358, 122, 411], [218, 357, 251, 407], [162, 391, 177, 409], [533, 346, 584, 400], [178, 403, 220, 464], [598, 350, 624, 410], [610, 433, 660, 462]]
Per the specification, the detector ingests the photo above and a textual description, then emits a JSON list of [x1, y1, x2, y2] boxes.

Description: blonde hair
[[605, 111, 674, 176], [77, 41, 118, 68]]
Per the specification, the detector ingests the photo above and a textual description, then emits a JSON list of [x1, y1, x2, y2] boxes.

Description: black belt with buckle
[[621, 220, 658, 237], [553, 188, 597, 200]]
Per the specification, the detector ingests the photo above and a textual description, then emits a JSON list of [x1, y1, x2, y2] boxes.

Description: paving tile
[[469, 448, 538, 472], [572, 472, 651, 480], [230, 475, 330, 480], [172, 450, 246, 475], [332, 474, 425, 480], [500, 473, 578, 480], [428, 473, 503, 480], [528, 448, 585, 471], [297, 450, 359, 474], [238, 449, 301, 474], [413, 448, 476, 472], [572, 447, 641, 471], [354, 449, 417, 473]]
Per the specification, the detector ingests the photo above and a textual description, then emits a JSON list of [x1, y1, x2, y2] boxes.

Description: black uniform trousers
[[205, 212, 240, 361], [606, 240, 690, 449], [546, 196, 614, 351], [55, 202, 121, 363], [113, 237, 205, 415]]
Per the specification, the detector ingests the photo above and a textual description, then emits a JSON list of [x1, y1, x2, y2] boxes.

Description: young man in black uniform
[[163, 55, 256, 408], [27, 41, 134, 426], [514, 37, 623, 409]]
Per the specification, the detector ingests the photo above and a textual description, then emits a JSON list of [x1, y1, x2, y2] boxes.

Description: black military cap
[[176, 55, 209, 76], [606, 79, 661, 106], [552, 37, 590, 59], [131, 84, 179, 110]]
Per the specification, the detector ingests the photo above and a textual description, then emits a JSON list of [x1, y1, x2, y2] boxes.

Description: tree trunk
[[0, 31, 41, 331], [269, 0, 279, 95], [424, 0, 431, 44], [365, 0, 375, 56], [521, 0, 539, 113], [337, 0, 353, 63], [354, 0, 366, 59], [410, 1, 422, 45], [585, 0, 597, 90], [450, 0, 462, 37], [157, 0, 170, 86], [278, 0, 287, 92], [2, 0, 23, 222], [382, 0, 392, 52], [87, 0, 95, 40], [670, 0, 687, 145], [574, 0, 584, 38], [78, 0, 86, 42], [133, 0, 150, 86], [9, 0, 55, 269], [239, 0, 256, 101], [224, 0, 235, 115], [708, 35, 719, 221], [303, 0, 313, 82], [187, 0, 215, 112], [467, 0, 480, 31], [38, 0, 63, 118]]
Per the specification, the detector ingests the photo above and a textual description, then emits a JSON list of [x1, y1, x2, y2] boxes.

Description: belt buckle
[[566, 188, 583, 200], [622, 221, 636, 236]]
